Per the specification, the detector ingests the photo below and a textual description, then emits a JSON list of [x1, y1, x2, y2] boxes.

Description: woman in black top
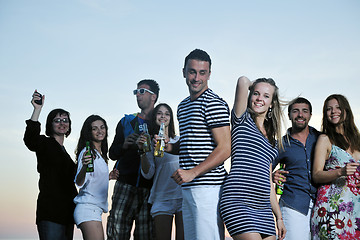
[[24, 90, 78, 240]]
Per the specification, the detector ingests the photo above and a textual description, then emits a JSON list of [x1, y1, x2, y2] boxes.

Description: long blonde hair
[[247, 78, 284, 150]]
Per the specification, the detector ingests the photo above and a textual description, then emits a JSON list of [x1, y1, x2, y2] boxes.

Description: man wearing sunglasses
[[169, 49, 231, 240], [107, 79, 159, 240]]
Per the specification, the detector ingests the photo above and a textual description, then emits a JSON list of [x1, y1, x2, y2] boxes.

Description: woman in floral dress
[[311, 94, 360, 239]]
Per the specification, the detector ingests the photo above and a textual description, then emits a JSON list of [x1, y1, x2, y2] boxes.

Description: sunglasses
[[133, 88, 154, 95], [53, 118, 69, 124]]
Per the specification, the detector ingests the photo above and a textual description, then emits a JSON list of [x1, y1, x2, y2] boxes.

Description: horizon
[[1, 0, 359, 239]]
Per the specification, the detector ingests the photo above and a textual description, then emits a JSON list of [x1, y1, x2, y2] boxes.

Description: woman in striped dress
[[220, 76, 286, 240]]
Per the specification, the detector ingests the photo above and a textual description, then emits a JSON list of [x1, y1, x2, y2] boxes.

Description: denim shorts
[[74, 203, 103, 226], [37, 220, 74, 240], [150, 198, 182, 217]]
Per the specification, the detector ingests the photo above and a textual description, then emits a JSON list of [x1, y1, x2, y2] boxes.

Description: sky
[[0, 0, 359, 239]]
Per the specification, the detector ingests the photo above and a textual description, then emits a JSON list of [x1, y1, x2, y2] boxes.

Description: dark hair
[[45, 108, 71, 137], [184, 49, 212, 71], [322, 94, 360, 152], [75, 115, 109, 163], [288, 97, 312, 114], [137, 79, 160, 103], [247, 78, 283, 149], [149, 103, 176, 139]]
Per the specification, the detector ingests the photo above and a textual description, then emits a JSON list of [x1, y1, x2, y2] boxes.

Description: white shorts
[[150, 199, 182, 217], [182, 186, 224, 240], [74, 203, 103, 227], [280, 199, 313, 240]]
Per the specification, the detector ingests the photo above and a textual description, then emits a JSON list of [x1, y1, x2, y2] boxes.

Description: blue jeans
[[37, 220, 74, 240]]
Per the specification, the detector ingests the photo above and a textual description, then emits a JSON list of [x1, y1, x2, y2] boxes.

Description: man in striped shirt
[[171, 49, 231, 240]]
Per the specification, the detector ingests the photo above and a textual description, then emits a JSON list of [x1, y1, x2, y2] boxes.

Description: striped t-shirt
[[177, 88, 230, 188]]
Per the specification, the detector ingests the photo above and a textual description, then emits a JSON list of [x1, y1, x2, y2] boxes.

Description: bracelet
[[277, 218, 283, 221]]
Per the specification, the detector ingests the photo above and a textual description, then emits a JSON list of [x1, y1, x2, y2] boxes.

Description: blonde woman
[[220, 77, 286, 240]]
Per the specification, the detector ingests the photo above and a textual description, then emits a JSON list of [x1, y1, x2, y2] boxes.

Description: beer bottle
[[85, 141, 94, 172], [142, 123, 151, 152], [276, 163, 284, 195], [154, 123, 165, 157], [134, 121, 139, 134]]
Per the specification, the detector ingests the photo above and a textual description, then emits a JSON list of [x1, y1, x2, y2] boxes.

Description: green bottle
[[134, 121, 140, 134], [142, 123, 151, 152], [276, 163, 284, 195], [85, 141, 94, 172]]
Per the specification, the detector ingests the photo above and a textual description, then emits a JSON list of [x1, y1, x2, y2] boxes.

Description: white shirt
[[141, 136, 182, 204], [74, 148, 109, 212]]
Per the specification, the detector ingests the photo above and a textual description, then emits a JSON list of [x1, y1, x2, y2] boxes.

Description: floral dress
[[311, 145, 360, 240]]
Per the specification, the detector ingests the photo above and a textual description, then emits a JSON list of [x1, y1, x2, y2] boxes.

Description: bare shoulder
[[316, 134, 332, 150], [318, 134, 330, 143]]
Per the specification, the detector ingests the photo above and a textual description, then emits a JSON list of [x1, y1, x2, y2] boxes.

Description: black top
[[24, 120, 77, 225], [109, 114, 153, 189]]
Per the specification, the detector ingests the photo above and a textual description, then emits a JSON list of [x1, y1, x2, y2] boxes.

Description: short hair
[[184, 49, 212, 71], [137, 79, 160, 103], [45, 108, 71, 137], [288, 97, 312, 114]]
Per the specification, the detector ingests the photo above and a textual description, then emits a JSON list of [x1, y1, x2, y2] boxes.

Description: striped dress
[[177, 88, 230, 188], [220, 110, 278, 237]]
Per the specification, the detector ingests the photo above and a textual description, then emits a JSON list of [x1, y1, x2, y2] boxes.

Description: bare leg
[[233, 232, 274, 240], [174, 212, 184, 240], [154, 215, 173, 240], [263, 235, 276, 240], [79, 221, 104, 240]]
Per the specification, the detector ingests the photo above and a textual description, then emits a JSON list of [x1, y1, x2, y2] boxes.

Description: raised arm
[[24, 91, 45, 151], [30, 90, 45, 122], [171, 125, 231, 184], [233, 76, 252, 118]]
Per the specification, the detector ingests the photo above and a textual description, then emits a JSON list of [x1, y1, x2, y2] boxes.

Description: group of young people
[[24, 49, 360, 240]]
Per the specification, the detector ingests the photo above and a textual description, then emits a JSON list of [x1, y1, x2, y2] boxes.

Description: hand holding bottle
[[85, 141, 94, 172], [142, 123, 151, 152], [273, 168, 289, 186], [154, 123, 165, 157], [136, 134, 147, 150], [123, 133, 140, 150], [82, 151, 93, 166], [274, 163, 287, 195]]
